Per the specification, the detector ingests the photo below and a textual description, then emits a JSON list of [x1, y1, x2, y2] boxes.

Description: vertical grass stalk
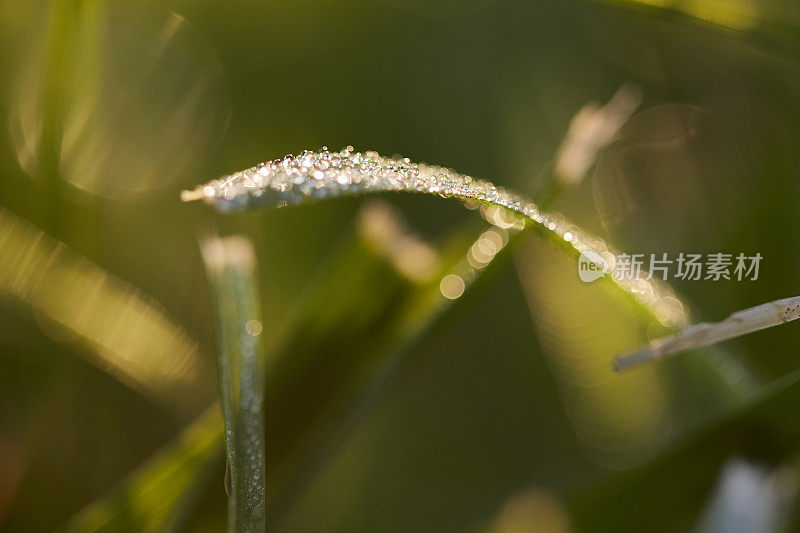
[[202, 235, 266, 532]]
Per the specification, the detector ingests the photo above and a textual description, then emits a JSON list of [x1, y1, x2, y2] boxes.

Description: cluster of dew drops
[[186, 146, 687, 328]]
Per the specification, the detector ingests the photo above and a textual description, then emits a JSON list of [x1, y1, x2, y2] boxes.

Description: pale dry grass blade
[[615, 297, 800, 371]]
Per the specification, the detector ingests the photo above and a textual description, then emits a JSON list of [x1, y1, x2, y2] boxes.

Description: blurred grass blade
[[357, 200, 441, 283], [12, 0, 231, 202], [61, 405, 223, 533], [593, 0, 800, 55], [0, 207, 209, 415], [552, 83, 641, 189], [201, 235, 266, 532]]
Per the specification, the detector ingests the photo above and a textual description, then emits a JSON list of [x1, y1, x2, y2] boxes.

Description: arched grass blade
[[183, 147, 686, 330]]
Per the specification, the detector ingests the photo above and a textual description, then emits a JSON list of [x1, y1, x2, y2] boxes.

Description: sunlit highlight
[[357, 200, 440, 283], [11, 3, 230, 197], [439, 274, 466, 300]]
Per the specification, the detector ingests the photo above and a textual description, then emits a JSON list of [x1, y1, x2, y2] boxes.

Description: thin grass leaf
[[61, 405, 223, 533], [616, 296, 800, 371], [35, 0, 83, 236], [201, 235, 266, 532]]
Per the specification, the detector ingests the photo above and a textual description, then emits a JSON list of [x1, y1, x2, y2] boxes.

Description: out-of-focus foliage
[[2, 0, 800, 531], [63, 406, 223, 533], [0, 207, 212, 416]]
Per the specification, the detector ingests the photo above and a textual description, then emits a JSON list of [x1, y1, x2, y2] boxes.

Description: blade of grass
[[201, 235, 266, 532], [615, 296, 800, 371], [37, 0, 77, 237], [183, 148, 689, 332]]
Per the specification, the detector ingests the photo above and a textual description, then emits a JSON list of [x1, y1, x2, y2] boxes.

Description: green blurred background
[[2, 0, 800, 531]]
